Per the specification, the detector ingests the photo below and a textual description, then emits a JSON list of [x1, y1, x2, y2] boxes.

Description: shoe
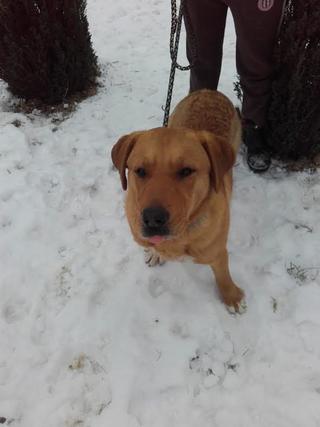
[[243, 122, 271, 173]]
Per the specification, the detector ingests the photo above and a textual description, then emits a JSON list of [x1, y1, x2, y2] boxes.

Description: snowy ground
[[1, 1, 320, 426]]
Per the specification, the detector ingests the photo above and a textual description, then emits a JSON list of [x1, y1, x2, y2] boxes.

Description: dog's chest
[[156, 244, 196, 264], [156, 243, 187, 260]]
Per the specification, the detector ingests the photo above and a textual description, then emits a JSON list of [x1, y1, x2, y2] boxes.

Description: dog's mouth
[[142, 226, 171, 245], [147, 235, 168, 245]]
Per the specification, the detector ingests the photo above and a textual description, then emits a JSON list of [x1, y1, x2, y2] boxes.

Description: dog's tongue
[[148, 235, 166, 245]]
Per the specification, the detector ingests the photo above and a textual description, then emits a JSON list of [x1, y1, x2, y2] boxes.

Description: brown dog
[[112, 89, 246, 313]]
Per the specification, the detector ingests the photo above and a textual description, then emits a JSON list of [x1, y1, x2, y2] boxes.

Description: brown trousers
[[184, 0, 285, 126]]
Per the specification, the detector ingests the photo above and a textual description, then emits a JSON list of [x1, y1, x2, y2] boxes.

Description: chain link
[[163, 0, 197, 127]]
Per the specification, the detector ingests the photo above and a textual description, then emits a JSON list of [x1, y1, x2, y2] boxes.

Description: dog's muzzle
[[141, 206, 170, 238]]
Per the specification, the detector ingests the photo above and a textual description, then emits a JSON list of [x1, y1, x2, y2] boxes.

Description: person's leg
[[229, 0, 285, 126], [184, 0, 228, 92], [228, 0, 285, 172]]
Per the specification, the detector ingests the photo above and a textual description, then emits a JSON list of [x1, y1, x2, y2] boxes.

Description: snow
[[1, 0, 320, 426]]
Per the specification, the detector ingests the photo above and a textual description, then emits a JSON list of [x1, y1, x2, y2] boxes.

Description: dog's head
[[111, 127, 235, 245]]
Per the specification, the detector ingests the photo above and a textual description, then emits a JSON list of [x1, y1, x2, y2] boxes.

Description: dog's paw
[[144, 248, 165, 267], [226, 297, 247, 315], [222, 286, 247, 315]]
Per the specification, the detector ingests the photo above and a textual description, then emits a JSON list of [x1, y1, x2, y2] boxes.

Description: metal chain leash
[[162, 0, 197, 127], [169, 0, 192, 72]]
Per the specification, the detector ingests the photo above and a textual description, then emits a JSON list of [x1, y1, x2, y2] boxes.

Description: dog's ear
[[111, 131, 142, 190], [200, 131, 236, 192]]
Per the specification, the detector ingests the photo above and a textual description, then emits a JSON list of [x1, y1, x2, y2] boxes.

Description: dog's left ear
[[111, 131, 143, 190], [200, 131, 236, 192]]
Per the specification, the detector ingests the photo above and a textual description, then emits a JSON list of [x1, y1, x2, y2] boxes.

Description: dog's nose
[[142, 206, 169, 229]]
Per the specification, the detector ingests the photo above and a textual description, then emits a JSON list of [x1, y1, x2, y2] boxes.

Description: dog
[[111, 89, 246, 313]]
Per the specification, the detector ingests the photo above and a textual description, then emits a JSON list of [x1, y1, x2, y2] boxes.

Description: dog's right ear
[[111, 132, 142, 190]]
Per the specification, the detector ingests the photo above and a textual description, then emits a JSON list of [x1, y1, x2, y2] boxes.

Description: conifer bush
[[267, 0, 320, 160], [0, 0, 98, 104]]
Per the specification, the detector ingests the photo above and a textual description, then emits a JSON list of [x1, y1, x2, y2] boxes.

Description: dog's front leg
[[210, 249, 246, 314]]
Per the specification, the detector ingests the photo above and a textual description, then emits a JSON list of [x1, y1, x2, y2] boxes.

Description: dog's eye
[[135, 167, 147, 178], [177, 167, 195, 179]]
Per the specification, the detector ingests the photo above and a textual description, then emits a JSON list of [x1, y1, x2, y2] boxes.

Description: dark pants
[[185, 0, 285, 126]]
